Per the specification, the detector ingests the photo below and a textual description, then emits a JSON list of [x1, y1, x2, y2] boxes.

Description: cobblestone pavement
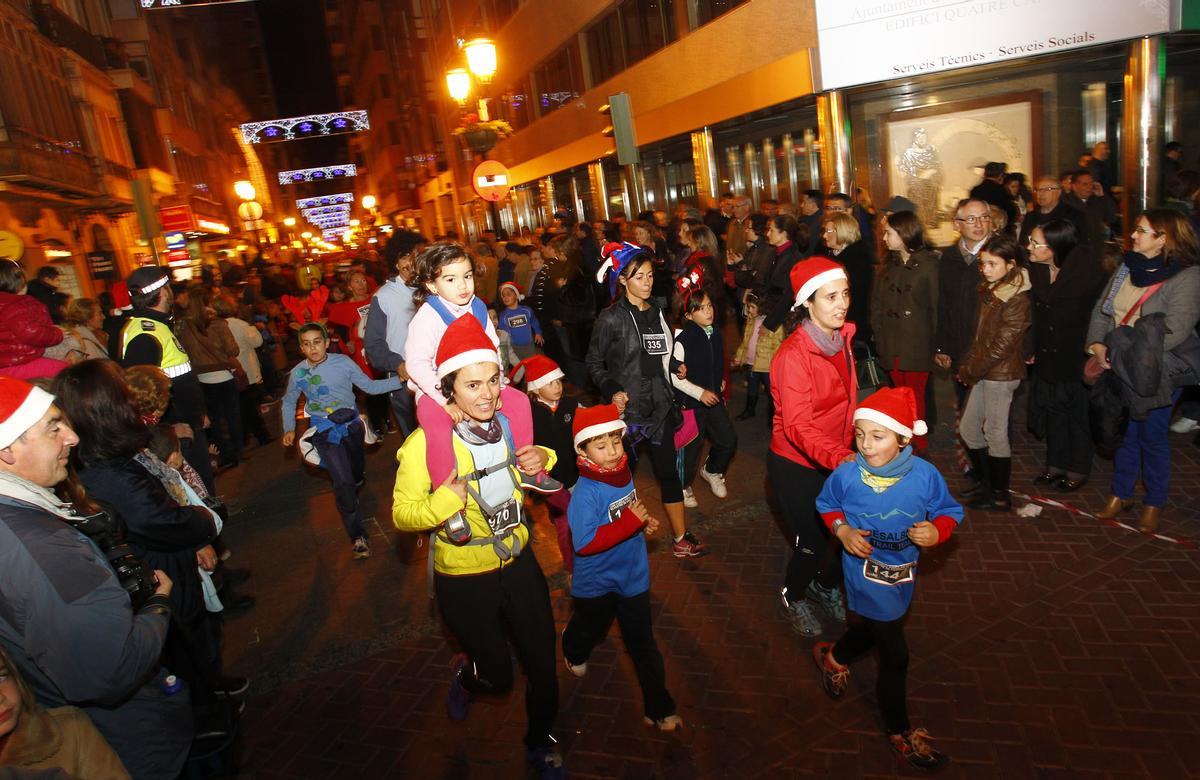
[[215, 377, 1200, 778]]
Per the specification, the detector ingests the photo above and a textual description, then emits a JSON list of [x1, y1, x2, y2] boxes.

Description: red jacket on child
[[769, 320, 858, 471]]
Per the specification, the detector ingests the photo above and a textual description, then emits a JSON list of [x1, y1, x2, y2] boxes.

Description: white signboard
[[814, 0, 1175, 91]]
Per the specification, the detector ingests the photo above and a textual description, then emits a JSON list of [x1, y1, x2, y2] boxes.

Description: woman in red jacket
[[769, 257, 858, 638], [0, 260, 66, 379]]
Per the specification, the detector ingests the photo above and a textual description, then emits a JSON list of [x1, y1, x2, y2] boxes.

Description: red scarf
[[577, 453, 632, 487]]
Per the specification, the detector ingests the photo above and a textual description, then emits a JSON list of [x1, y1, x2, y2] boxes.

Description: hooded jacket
[[0, 291, 63, 368], [957, 268, 1032, 384]]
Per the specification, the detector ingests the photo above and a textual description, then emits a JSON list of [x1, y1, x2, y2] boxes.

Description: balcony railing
[[32, 1, 107, 71], [0, 126, 100, 197]]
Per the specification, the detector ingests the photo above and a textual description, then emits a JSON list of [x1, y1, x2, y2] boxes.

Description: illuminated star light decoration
[[296, 192, 354, 210], [323, 228, 350, 241], [302, 204, 352, 219], [239, 111, 370, 144], [309, 216, 351, 228], [278, 164, 357, 185]]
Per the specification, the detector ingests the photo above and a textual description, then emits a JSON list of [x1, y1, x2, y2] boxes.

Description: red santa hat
[[790, 257, 847, 307], [435, 315, 500, 380], [0, 377, 55, 449], [510, 354, 564, 392], [498, 281, 524, 301], [110, 281, 132, 312], [572, 403, 627, 450], [853, 386, 928, 439]]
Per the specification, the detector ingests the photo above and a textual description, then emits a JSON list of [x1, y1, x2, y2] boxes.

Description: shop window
[[533, 42, 583, 117], [694, 0, 747, 27]]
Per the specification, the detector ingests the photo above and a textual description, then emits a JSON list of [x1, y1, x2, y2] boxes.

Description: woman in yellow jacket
[[392, 315, 565, 779]]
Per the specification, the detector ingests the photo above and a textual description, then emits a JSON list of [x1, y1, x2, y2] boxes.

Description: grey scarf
[[802, 319, 845, 357], [0, 470, 78, 520]]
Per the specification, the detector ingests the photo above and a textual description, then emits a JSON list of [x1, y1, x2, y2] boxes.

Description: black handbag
[[852, 342, 891, 401]]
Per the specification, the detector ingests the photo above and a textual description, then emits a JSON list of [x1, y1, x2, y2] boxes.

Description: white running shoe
[[1170, 417, 1199, 433], [699, 468, 728, 498], [682, 487, 698, 508]]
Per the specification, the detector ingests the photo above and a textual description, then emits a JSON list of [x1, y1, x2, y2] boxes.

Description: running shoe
[[779, 587, 822, 636], [812, 642, 849, 698], [564, 656, 587, 678], [526, 739, 566, 780], [520, 470, 564, 494], [889, 728, 949, 771], [671, 531, 708, 558], [352, 537, 371, 559], [699, 467, 728, 498], [643, 714, 684, 731], [806, 581, 846, 622], [682, 488, 698, 508]]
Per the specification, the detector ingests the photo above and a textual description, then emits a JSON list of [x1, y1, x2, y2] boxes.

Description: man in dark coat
[[1019, 175, 1089, 253], [25, 266, 66, 324], [969, 161, 1018, 228], [0, 377, 191, 780], [1063, 169, 1117, 246], [934, 199, 993, 406]]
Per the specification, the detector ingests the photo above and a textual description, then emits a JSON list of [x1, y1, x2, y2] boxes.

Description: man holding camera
[[0, 377, 192, 779]]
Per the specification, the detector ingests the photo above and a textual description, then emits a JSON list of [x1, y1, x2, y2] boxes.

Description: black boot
[[959, 448, 989, 500], [736, 397, 758, 420], [969, 456, 1012, 510]]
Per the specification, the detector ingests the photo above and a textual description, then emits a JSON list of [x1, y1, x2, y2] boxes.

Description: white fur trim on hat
[[526, 367, 564, 392], [853, 407, 928, 439], [573, 418, 627, 450], [499, 281, 524, 301], [0, 386, 54, 450], [436, 348, 501, 380], [795, 267, 847, 307]]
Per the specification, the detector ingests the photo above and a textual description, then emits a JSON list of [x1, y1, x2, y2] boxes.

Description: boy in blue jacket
[[561, 404, 681, 731], [813, 387, 962, 772]]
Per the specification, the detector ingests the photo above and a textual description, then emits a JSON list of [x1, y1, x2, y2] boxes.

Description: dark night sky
[[255, 0, 346, 168]]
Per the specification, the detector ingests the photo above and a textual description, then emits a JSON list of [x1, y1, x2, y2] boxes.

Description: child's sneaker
[[671, 531, 708, 558], [351, 537, 371, 559], [682, 487, 698, 508], [889, 728, 949, 771], [699, 467, 728, 498], [526, 741, 566, 779], [779, 587, 822, 636], [812, 642, 850, 698], [643, 714, 683, 731], [805, 581, 846, 622], [520, 470, 564, 494], [445, 653, 471, 722]]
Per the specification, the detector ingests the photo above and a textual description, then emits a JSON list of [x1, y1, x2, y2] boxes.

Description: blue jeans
[[1111, 392, 1180, 507], [312, 408, 367, 540]]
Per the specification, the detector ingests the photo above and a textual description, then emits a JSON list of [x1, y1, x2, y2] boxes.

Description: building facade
[[0, 0, 277, 297]]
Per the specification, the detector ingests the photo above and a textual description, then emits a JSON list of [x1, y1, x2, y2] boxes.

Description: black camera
[[68, 508, 159, 612]]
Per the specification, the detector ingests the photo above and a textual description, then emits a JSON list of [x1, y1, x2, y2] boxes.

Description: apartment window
[[533, 41, 583, 117], [695, 0, 747, 26], [586, 0, 676, 85], [496, 77, 533, 132]]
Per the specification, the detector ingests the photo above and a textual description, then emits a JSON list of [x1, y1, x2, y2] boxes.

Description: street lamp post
[[234, 180, 263, 259], [445, 38, 503, 235]]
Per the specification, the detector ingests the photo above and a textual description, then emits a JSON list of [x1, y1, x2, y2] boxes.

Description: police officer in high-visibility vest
[[118, 266, 214, 492]]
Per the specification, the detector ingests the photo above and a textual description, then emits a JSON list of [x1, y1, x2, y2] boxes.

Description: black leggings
[[832, 610, 910, 735], [435, 551, 559, 749], [562, 590, 675, 721], [767, 451, 843, 600], [628, 431, 684, 504]]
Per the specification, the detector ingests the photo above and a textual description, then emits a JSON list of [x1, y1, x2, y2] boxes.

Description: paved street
[[216, 377, 1200, 778]]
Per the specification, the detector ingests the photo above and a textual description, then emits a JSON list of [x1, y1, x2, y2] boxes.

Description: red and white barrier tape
[[1010, 491, 1197, 550]]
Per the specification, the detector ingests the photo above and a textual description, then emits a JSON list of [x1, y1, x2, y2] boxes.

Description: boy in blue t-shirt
[[813, 387, 962, 772], [561, 404, 681, 732], [496, 282, 542, 360], [281, 323, 402, 559]]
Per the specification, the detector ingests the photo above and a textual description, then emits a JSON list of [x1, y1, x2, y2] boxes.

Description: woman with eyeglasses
[[1085, 209, 1200, 532], [1026, 219, 1107, 491]]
